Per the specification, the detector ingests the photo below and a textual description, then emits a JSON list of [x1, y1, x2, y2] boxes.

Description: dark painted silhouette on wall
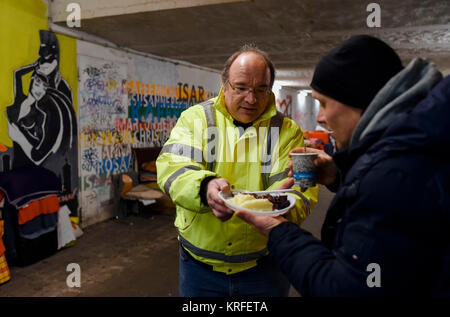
[[4, 30, 78, 216]]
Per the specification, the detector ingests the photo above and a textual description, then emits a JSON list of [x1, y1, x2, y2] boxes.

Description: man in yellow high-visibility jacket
[[156, 44, 318, 297]]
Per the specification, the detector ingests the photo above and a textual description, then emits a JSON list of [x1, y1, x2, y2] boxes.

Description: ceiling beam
[[50, 0, 250, 23]]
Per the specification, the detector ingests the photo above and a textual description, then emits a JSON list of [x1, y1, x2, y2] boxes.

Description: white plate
[[218, 190, 296, 216]]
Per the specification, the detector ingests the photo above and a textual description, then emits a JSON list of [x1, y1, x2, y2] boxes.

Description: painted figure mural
[[4, 30, 78, 216]]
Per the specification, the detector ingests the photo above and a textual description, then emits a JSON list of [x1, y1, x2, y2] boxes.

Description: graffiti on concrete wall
[[79, 63, 127, 131], [78, 57, 129, 210], [80, 75, 217, 175], [124, 80, 216, 147], [78, 53, 220, 224]]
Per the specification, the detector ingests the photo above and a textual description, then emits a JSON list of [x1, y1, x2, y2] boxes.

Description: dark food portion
[[250, 193, 290, 210]]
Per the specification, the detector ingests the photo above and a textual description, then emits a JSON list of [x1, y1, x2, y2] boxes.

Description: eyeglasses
[[227, 81, 271, 98]]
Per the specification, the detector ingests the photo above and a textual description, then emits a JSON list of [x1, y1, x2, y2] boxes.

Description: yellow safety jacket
[[157, 89, 318, 274]]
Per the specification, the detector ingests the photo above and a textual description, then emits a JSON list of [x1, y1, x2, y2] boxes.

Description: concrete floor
[[0, 186, 334, 297]]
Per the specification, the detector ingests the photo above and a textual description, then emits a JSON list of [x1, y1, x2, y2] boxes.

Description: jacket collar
[[333, 129, 383, 177], [335, 58, 442, 175], [350, 58, 442, 148]]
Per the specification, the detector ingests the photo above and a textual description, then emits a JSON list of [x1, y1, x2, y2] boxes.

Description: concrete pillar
[[303, 92, 319, 131], [292, 91, 319, 132]]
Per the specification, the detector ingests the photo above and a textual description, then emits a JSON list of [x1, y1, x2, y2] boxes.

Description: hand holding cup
[[289, 147, 338, 187]]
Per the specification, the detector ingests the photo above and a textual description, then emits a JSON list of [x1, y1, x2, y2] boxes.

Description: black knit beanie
[[310, 35, 403, 110]]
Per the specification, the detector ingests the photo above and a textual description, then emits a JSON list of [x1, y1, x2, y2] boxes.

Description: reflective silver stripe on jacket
[[261, 112, 285, 189], [291, 190, 311, 216], [201, 100, 217, 172], [267, 168, 290, 188], [179, 234, 268, 263], [160, 143, 204, 164], [164, 165, 201, 199]]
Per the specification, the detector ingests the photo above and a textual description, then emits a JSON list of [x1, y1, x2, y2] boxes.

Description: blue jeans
[[179, 245, 290, 297]]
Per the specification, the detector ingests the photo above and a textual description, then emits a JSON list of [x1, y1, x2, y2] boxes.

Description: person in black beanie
[[236, 34, 450, 296], [309, 34, 404, 150], [311, 34, 403, 111]]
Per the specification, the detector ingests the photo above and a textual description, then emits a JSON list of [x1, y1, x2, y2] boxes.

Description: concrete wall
[[273, 86, 320, 133], [76, 40, 221, 227]]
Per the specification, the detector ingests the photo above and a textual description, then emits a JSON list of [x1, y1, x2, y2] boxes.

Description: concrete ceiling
[[51, 0, 450, 89]]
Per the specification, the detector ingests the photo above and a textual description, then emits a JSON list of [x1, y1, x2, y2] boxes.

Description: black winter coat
[[268, 60, 450, 296]]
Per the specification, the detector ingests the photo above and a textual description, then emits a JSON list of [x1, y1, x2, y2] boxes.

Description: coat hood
[[350, 58, 449, 156], [334, 59, 449, 175], [371, 74, 450, 157]]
